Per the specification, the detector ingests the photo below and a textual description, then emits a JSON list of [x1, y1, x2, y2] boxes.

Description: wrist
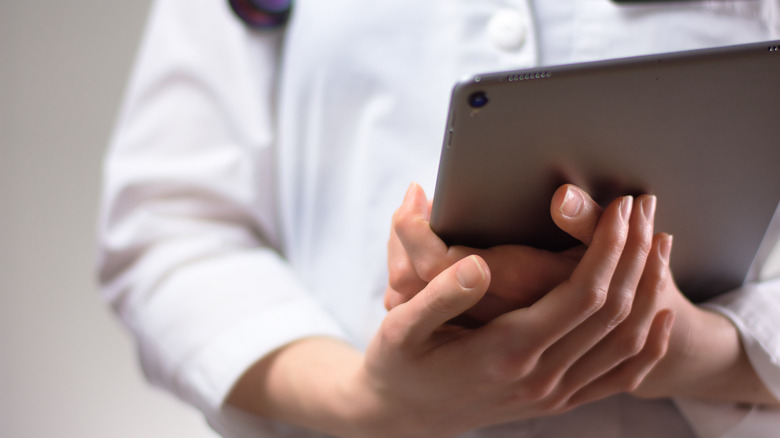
[[342, 363, 457, 438], [669, 305, 740, 397], [237, 337, 450, 438], [631, 294, 731, 399], [227, 337, 379, 437], [340, 367, 404, 438], [685, 307, 779, 405], [636, 301, 777, 404]]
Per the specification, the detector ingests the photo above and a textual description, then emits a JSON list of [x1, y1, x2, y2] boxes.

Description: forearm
[[227, 337, 369, 438]]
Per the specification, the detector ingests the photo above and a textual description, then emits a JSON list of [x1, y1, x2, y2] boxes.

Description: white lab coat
[[99, 0, 780, 436]]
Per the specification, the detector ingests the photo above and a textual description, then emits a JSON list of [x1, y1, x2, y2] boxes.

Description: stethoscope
[[227, 0, 733, 29], [228, 0, 292, 28]]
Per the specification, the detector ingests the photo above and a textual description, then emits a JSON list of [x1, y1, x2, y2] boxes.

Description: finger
[[564, 195, 635, 299], [387, 183, 438, 305], [506, 196, 632, 351], [551, 184, 603, 246], [570, 195, 656, 331], [388, 255, 490, 345], [565, 310, 674, 408], [554, 232, 672, 392], [387, 223, 429, 306], [525, 196, 655, 387], [394, 183, 455, 282], [384, 286, 408, 310]]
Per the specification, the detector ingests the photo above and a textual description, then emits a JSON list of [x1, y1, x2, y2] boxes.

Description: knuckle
[[522, 372, 560, 401], [414, 256, 443, 282], [538, 391, 569, 414], [604, 295, 633, 329], [484, 339, 538, 383], [636, 237, 653, 259], [387, 271, 404, 292], [378, 316, 411, 348], [579, 283, 609, 315], [392, 207, 414, 233], [387, 262, 420, 293], [487, 353, 527, 384], [629, 215, 654, 246], [387, 259, 409, 287], [601, 229, 628, 256], [651, 268, 668, 291], [646, 332, 670, 362], [422, 287, 458, 317], [390, 208, 401, 229], [615, 330, 647, 358], [642, 263, 668, 294], [394, 210, 427, 242], [620, 371, 647, 393]]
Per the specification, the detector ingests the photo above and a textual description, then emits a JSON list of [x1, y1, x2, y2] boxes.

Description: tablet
[[430, 40, 780, 301]]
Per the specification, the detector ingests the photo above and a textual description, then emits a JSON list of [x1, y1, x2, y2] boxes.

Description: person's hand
[[551, 186, 776, 403], [385, 183, 601, 323], [350, 195, 674, 437], [384, 183, 779, 406], [228, 188, 775, 438]]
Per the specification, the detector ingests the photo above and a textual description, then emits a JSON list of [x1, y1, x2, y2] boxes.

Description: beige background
[[1, 2, 217, 436]]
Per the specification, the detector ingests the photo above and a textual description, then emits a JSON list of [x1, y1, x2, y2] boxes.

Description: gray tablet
[[430, 40, 780, 301]]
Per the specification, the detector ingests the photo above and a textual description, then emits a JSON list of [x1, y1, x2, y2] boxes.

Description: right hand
[[351, 195, 674, 437]]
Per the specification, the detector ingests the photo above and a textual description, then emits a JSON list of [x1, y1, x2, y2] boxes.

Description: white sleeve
[[97, 0, 346, 429]]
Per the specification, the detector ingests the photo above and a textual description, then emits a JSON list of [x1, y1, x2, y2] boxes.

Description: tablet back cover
[[431, 41, 780, 301]]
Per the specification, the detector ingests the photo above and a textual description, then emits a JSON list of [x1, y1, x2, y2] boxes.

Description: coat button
[[486, 9, 527, 52]]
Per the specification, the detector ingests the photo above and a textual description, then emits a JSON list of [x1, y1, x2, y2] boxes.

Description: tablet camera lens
[[468, 91, 488, 108]]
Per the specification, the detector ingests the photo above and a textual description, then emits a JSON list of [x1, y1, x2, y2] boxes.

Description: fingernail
[[457, 255, 485, 289], [559, 186, 583, 218], [641, 195, 657, 222], [620, 196, 633, 222], [403, 182, 417, 204], [659, 234, 673, 264]]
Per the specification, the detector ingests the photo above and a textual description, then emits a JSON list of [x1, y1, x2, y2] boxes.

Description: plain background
[[1, 2, 218, 437]]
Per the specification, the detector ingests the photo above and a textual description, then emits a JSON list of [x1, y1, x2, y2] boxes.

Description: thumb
[[550, 184, 603, 246], [394, 255, 490, 343], [403, 182, 431, 220]]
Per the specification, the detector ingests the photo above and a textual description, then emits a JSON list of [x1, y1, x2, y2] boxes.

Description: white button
[[486, 9, 527, 52]]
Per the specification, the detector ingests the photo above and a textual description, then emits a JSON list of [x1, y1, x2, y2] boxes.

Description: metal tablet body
[[430, 40, 780, 301]]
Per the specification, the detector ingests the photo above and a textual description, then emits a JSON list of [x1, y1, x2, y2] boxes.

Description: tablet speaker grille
[[507, 71, 551, 82]]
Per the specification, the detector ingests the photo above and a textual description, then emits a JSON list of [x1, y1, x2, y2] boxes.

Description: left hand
[[385, 183, 597, 324]]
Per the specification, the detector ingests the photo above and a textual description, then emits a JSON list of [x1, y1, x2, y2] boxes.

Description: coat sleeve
[[97, 0, 346, 430]]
